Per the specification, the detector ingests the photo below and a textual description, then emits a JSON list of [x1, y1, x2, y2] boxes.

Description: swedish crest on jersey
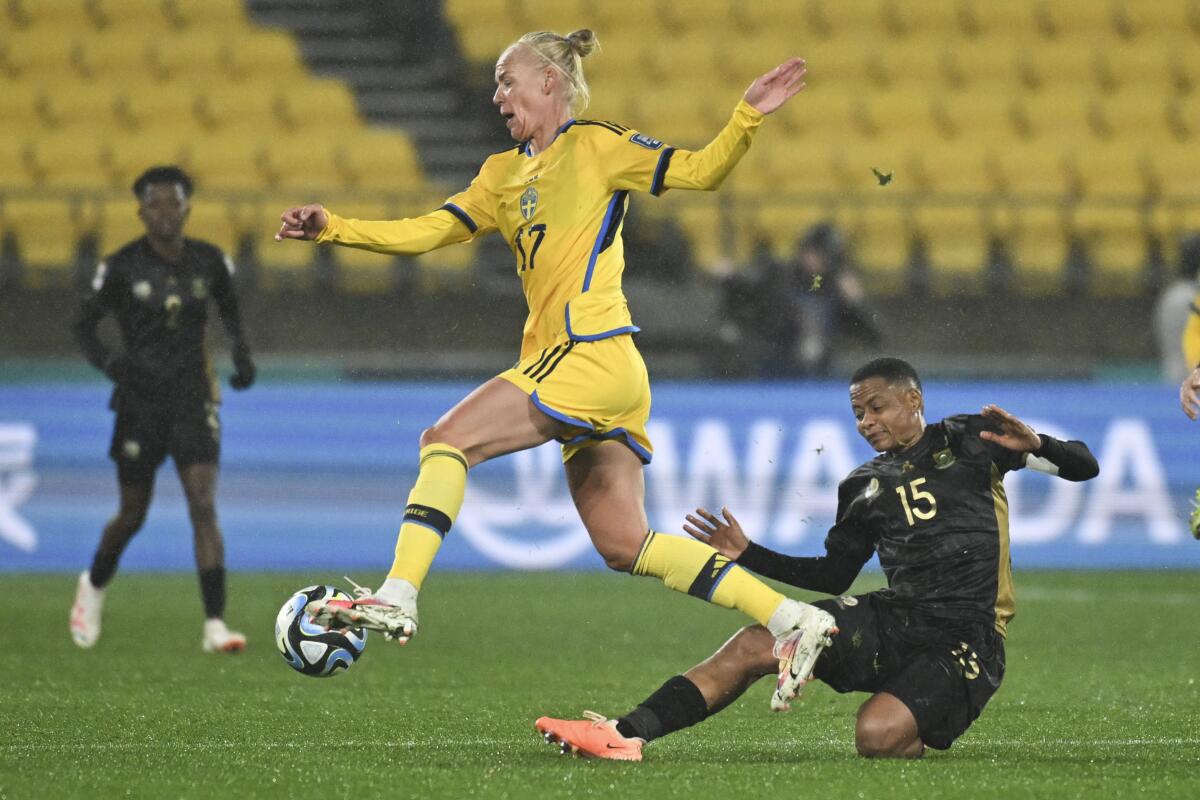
[[519, 186, 539, 220], [630, 133, 663, 150]]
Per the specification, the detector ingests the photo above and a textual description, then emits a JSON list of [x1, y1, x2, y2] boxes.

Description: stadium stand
[[1, 0, 1196, 300]]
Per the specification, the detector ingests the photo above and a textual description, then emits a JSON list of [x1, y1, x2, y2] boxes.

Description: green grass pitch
[[6, 571, 1199, 799]]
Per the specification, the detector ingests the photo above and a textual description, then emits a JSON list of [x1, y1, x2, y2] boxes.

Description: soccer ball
[[274, 585, 367, 677]]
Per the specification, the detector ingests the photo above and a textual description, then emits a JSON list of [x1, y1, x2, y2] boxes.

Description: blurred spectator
[[714, 222, 882, 379], [1154, 232, 1200, 383], [780, 221, 883, 378]]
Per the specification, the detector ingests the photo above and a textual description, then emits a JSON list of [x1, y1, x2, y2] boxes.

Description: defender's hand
[[683, 506, 750, 560], [230, 347, 256, 391], [275, 204, 328, 241], [980, 404, 1041, 452], [744, 58, 807, 115]]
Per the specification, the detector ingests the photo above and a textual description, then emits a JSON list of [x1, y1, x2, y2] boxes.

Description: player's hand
[[230, 346, 256, 390], [275, 204, 327, 241], [1181, 366, 1200, 421], [743, 57, 806, 115], [979, 404, 1041, 452], [683, 506, 750, 560]]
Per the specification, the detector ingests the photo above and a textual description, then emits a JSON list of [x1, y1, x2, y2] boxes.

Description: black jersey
[[73, 236, 248, 400], [740, 415, 1096, 636]]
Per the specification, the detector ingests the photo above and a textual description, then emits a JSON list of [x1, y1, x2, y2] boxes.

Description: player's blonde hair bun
[[516, 29, 601, 114]]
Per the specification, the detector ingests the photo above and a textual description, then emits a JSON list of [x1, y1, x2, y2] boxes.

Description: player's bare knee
[[855, 717, 919, 759], [188, 503, 217, 528]]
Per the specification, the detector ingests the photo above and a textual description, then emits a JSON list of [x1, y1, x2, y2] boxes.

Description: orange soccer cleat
[[535, 712, 644, 762]]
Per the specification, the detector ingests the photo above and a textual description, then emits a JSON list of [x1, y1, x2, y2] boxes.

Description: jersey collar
[[521, 118, 577, 157]]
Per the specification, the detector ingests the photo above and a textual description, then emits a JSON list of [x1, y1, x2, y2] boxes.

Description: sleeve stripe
[[438, 203, 478, 234], [650, 147, 675, 196]]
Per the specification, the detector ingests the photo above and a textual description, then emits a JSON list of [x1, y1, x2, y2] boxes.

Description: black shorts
[[108, 386, 221, 482], [811, 592, 1005, 750]]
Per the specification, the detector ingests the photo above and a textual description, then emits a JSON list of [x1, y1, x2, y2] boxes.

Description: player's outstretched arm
[[1181, 365, 1200, 420], [982, 404, 1099, 481], [275, 204, 328, 241], [683, 506, 750, 560], [743, 57, 807, 115]]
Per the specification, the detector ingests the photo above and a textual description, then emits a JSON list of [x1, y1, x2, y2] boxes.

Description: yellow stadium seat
[[511, 0, 595, 34], [335, 129, 422, 192], [194, 80, 284, 134], [91, 0, 173, 32], [276, 78, 361, 134], [1070, 202, 1148, 296], [167, 0, 247, 32], [7, 0, 98, 32], [860, 39, 948, 91], [114, 87, 200, 134], [1, 30, 81, 79], [1028, 0, 1113, 40], [858, 88, 940, 140], [746, 201, 833, 262], [3, 197, 85, 285], [1011, 89, 1095, 144], [846, 203, 914, 293], [261, 135, 346, 195], [918, 142, 998, 197], [28, 132, 112, 189], [1092, 91, 1170, 144], [1071, 144, 1154, 202], [38, 81, 122, 130], [149, 30, 227, 83], [1152, 143, 1200, 200], [74, 33, 154, 81], [0, 79, 48, 136], [955, 1, 1037, 38], [930, 92, 1019, 141], [106, 134, 190, 189], [226, 29, 305, 82], [97, 196, 147, 257], [185, 134, 270, 192], [185, 198, 240, 256], [1019, 40, 1110, 93], [991, 142, 1075, 198], [876, 0, 962, 38], [672, 196, 726, 272], [938, 42, 1021, 92], [913, 203, 991, 293], [1167, 46, 1198, 94], [0, 138, 35, 190], [1008, 203, 1071, 294]]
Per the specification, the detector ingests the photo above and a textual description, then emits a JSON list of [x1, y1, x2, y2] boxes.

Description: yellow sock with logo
[[386, 444, 469, 589], [631, 531, 785, 626]]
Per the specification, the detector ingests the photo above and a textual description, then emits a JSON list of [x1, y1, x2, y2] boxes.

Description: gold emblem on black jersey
[[132, 280, 152, 300], [519, 186, 539, 220], [933, 448, 957, 469], [192, 278, 208, 300]]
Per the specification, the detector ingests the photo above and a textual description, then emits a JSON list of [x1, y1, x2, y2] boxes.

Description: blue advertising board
[[1, 381, 1197, 572]]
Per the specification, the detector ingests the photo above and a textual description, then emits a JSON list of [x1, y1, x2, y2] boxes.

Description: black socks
[[615, 675, 709, 742]]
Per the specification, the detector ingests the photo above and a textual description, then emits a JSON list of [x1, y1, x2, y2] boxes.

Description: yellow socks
[[386, 444, 469, 589], [631, 531, 785, 626]]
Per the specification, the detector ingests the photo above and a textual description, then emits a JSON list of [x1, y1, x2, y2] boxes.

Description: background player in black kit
[[536, 357, 1099, 761], [69, 166, 256, 653]]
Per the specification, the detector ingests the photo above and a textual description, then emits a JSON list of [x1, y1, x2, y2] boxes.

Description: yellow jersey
[[316, 100, 764, 359]]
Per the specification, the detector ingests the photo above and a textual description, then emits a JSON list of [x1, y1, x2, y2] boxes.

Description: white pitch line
[[1015, 586, 1196, 606]]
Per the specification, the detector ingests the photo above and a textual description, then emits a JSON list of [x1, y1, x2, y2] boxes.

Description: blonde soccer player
[[276, 30, 834, 704]]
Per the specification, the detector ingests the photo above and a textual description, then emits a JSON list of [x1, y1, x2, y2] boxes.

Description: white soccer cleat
[[202, 619, 247, 653], [770, 602, 838, 712], [70, 570, 104, 648], [307, 576, 419, 644]]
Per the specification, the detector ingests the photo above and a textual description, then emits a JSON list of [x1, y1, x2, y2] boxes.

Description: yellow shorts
[[498, 333, 653, 464]]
